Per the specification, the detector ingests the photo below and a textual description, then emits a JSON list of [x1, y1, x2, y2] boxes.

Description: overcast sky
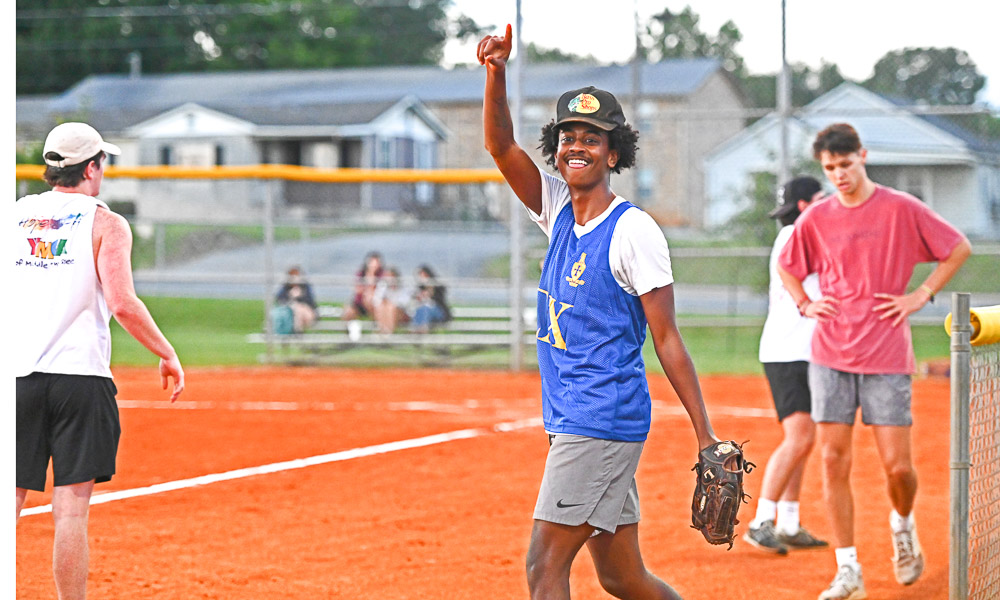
[[445, 0, 1000, 108]]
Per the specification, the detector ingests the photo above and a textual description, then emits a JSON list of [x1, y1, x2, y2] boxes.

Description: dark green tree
[[743, 61, 846, 110], [724, 158, 823, 245], [16, 0, 487, 95], [863, 47, 985, 105], [863, 47, 1000, 141], [723, 170, 779, 246], [639, 6, 745, 77]]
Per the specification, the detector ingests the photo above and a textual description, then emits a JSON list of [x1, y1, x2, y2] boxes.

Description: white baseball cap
[[43, 122, 121, 168]]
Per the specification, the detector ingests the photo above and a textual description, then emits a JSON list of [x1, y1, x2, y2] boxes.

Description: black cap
[[769, 176, 822, 219], [555, 86, 626, 131]]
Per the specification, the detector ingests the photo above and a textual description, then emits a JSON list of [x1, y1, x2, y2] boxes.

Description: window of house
[[215, 144, 225, 166], [261, 141, 302, 165], [376, 138, 393, 168], [340, 139, 363, 168], [867, 166, 927, 202], [638, 168, 655, 201], [159, 145, 172, 165], [898, 167, 927, 201], [415, 141, 435, 204]]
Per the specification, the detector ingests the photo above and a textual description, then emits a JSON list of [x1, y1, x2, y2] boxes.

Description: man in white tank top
[[14, 122, 185, 600], [744, 176, 828, 555]]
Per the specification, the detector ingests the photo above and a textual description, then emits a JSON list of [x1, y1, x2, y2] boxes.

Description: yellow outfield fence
[[14, 164, 507, 184]]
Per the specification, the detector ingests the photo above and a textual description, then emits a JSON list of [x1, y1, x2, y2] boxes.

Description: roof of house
[[22, 58, 727, 135], [880, 94, 1000, 155], [707, 82, 1000, 163]]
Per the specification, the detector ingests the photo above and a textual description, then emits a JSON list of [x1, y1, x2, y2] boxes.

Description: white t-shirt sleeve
[[610, 208, 674, 296], [526, 167, 572, 238]]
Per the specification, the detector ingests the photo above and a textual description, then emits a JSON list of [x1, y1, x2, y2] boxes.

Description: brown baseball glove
[[690, 440, 755, 549]]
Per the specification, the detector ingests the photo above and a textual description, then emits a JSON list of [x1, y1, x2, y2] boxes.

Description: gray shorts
[[809, 363, 912, 426], [533, 434, 643, 534]]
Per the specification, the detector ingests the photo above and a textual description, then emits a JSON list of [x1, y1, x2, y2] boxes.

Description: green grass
[[111, 297, 264, 366], [910, 254, 1000, 294], [112, 296, 953, 374]]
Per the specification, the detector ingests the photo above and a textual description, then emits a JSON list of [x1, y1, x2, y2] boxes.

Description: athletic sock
[[835, 546, 860, 570], [751, 498, 778, 528], [890, 509, 914, 533], [776, 500, 800, 535]]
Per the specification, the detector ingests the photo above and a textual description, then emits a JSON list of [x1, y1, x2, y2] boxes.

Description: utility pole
[[630, 0, 643, 205], [777, 0, 791, 188], [508, 0, 525, 370]]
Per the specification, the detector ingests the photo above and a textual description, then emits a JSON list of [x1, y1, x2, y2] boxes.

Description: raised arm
[[640, 285, 718, 450], [94, 207, 184, 401], [477, 24, 542, 214]]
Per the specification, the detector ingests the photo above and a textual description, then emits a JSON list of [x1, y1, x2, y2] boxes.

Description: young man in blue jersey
[[478, 26, 719, 600]]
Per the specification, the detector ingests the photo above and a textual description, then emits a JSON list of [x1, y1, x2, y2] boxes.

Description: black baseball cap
[[769, 176, 822, 219], [555, 86, 626, 131]]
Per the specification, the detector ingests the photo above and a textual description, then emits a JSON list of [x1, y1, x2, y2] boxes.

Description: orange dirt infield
[[17, 367, 952, 599]]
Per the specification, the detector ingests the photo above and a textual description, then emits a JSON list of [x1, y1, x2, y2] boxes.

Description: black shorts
[[16, 373, 121, 491], [762, 361, 812, 422]]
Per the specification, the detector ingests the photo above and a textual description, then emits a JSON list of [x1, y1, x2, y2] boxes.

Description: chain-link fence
[[950, 297, 1000, 600], [968, 340, 1000, 600]]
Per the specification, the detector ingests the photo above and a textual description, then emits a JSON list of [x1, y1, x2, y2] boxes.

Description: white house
[[17, 59, 748, 227], [704, 82, 1000, 238], [107, 96, 449, 221]]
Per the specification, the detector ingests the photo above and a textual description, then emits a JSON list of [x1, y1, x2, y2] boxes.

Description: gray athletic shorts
[[809, 363, 912, 426], [533, 434, 643, 534]]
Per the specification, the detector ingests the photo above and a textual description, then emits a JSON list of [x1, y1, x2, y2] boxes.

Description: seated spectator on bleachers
[[373, 267, 412, 334], [274, 266, 318, 334], [342, 250, 384, 321], [411, 264, 451, 334]]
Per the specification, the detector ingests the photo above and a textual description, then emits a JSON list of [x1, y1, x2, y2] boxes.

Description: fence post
[[508, 2, 525, 372], [950, 292, 971, 600], [262, 180, 277, 363]]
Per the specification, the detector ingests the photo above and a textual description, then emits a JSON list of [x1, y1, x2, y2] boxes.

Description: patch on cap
[[568, 93, 600, 114]]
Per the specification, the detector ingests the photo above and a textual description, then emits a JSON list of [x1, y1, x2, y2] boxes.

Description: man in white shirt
[[14, 122, 184, 600], [744, 176, 828, 555]]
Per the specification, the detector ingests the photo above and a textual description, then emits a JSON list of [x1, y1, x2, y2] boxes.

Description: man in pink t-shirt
[[778, 123, 970, 600]]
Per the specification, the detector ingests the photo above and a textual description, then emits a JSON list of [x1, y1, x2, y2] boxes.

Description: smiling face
[[555, 123, 619, 188]]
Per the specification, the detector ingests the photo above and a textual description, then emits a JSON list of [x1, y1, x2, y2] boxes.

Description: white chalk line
[[19, 417, 544, 517], [115, 399, 525, 414], [117, 399, 774, 419], [20, 402, 772, 517]]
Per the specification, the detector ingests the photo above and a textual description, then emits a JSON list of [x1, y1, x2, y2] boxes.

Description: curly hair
[[538, 121, 639, 175]]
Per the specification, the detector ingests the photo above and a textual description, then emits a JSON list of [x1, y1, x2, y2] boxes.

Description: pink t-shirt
[[779, 185, 965, 374]]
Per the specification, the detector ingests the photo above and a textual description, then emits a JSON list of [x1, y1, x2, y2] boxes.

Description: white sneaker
[[818, 564, 867, 600], [892, 522, 925, 585]]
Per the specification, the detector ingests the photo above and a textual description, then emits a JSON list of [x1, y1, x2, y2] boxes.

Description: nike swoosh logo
[[556, 499, 585, 508]]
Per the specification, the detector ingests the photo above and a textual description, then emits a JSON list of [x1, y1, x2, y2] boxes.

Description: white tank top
[[13, 191, 113, 378]]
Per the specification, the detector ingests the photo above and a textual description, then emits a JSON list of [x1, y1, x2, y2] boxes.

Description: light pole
[[778, 0, 791, 187]]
